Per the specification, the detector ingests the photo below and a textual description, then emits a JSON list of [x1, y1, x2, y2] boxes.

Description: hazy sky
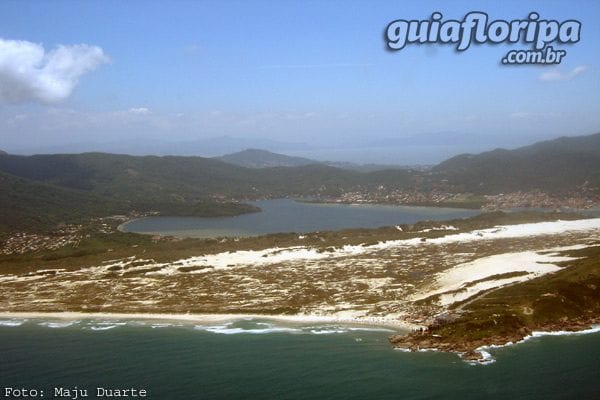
[[1, 0, 599, 160]]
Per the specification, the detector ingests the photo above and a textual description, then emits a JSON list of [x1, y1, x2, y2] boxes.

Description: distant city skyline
[[1, 0, 599, 162]]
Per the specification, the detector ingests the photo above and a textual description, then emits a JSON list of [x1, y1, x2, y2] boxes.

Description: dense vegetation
[[433, 133, 600, 195], [397, 243, 600, 354], [216, 149, 317, 168], [0, 152, 383, 200], [0, 171, 126, 234], [0, 152, 416, 234], [1, 132, 599, 234]]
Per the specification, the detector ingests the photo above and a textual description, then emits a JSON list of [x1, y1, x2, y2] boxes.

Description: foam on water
[[0, 319, 27, 327], [347, 327, 396, 332], [470, 350, 496, 366], [38, 321, 79, 329], [309, 328, 348, 335], [192, 321, 399, 336], [307, 325, 395, 334], [150, 323, 182, 329], [529, 325, 600, 338], [471, 324, 600, 365], [194, 321, 303, 335], [2, 315, 400, 336], [2, 316, 600, 399], [85, 321, 128, 331], [89, 325, 118, 331]]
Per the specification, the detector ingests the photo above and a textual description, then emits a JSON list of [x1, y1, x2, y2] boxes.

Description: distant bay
[[120, 199, 481, 238]]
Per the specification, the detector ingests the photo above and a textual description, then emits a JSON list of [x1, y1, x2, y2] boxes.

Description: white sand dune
[[3, 218, 598, 281], [413, 244, 594, 305], [145, 218, 600, 275]]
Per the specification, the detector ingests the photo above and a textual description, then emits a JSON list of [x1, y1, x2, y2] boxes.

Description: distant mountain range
[[367, 131, 551, 148], [0, 152, 370, 234], [5, 136, 314, 157], [0, 132, 598, 234], [216, 149, 317, 168], [216, 149, 413, 171], [434, 133, 600, 194], [5, 132, 559, 163]]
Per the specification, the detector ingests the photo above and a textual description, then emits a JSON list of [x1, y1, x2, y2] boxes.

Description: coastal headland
[[1, 211, 599, 362]]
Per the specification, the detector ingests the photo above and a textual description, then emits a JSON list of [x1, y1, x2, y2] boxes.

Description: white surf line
[[469, 324, 600, 365], [0, 311, 420, 331], [412, 243, 598, 306]]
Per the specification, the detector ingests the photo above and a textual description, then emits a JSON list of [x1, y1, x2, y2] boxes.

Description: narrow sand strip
[[0, 311, 420, 331]]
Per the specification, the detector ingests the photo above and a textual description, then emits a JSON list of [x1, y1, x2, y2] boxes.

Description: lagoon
[[121, 199, 481, 238]]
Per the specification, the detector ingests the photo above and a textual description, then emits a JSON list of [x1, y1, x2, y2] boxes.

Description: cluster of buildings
[[1, 225, 84, 255], [312, 187, 599, 210], [1, 211, 162, 256], [315, 189, 472, 206], [483, 191, 600, 210]]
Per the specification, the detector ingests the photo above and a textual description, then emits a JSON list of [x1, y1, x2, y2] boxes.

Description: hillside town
[[2, 189, 598, 256], [310, 189, 600, 210], [1, 225, 85, 255], [0, 212, 157, 256]]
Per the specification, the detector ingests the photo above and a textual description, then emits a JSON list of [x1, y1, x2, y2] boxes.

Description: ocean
[[1, 318, 599, 400], [121, 199, 481, 238]]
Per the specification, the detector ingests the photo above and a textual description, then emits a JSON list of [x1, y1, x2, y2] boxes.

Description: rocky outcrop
[[389, 316, 599, 362]]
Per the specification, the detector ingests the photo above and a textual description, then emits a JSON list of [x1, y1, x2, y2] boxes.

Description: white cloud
[[538, 65, 589, 82], [509, 111, 533, 120], [509, 111, 560, 121], [128, 107, 151, 115], [258, 63, 373, 69], [0, 38, 109, 104]]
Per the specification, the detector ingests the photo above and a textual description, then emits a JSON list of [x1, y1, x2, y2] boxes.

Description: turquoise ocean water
[[1, 318, 599, 400]]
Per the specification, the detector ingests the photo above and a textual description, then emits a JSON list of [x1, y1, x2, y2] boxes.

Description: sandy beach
[[0, 311, 419, 331]]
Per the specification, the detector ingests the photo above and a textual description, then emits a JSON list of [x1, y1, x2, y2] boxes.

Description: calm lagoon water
[[1, 319, 599, 400], [26, 201, 599, 398], [121, 199, 481, 238]]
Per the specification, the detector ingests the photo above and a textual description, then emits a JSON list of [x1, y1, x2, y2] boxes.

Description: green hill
[[0, 171, 127, 234], [1, 132, 599, 235], [433, 133, 600, 194], [0, 153, 387, 234], [217, 149, 318, 168], [0, 152, 368, 201]]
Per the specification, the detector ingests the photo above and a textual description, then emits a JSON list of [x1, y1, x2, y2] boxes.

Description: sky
[[0, 0, 599, 163]]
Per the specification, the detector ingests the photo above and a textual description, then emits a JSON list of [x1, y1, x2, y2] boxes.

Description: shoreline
[[294, 198, 484, 210], [3, 311, 598, 365], [116, 220, 131, 233], [391, 317, 600, 364], [0, 311, 419, 331], [393, 323, 600, 365], [115, 199, 483, 237], [469, 324, 600, 364], [116, 218, 144, 234]]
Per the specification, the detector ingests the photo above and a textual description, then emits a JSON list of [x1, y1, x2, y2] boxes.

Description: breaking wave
[[0, 319, 27, 327], [0, 317, 396, 337]]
